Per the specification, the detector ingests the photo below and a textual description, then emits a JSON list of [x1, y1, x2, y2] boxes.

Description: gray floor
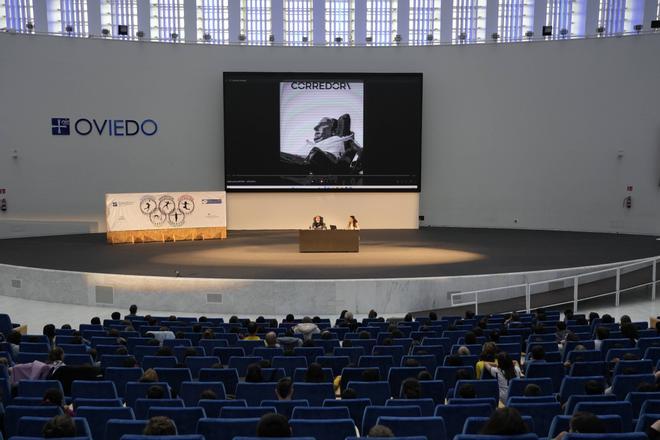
[[2, 290, 658, 334]]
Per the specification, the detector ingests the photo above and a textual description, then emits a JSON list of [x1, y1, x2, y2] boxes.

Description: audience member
[[483, 352, 522, 404], [143, 416, 177, 435], [480, 408, 528, 436], [256, 413, 291, 437], [523, 383, 542, 397], [552, 411, 606, 440], [304, 363, 325, 383], [458, 383, 476, 398], [245, 363, 263, 382], [368, 425, 394, 437], [43, 415, 77, 438], [276, 377, 294, 400], [293, 317, 320, 341], [400, 378, 421, 399], [244, 322, 261, 341]]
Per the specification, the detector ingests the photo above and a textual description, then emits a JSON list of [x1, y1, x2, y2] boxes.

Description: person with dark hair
[[480, 408, 528, 435], [455, 368, 472, 381], [244, 322, 261, 341], [368, 425, 394, 437], [400, 378, 421, 399], [304, 363, 325, 383], [620, 315, 632, 325], [276, 377, 294, 400], [428, 311, 438, 321], [528, 345, 546, 364], [417, 370, 433, 381], [147, 385, 165, 399], [523, 383, 542, 396], [458, 383, 476, 398], [144, 416, 177, 435], [476, 342, 498, 379], [584, 380, 605, 395], [256, 413, 291, 437], [368, 309, 378, 319], [483, 352, 522, 404], [621, 322, 639, 342], [552, 412, 606, 440], [341, 387, 357, 399], [465, 311, 476, 320], [43, 414, 77, 438], [464, 332, 477, 345], [43, 324, 56, 345], [42, 388, 74, 415], [111, 311, 121, 320], [403, 313, 413, 322], [601, 314, 615, 324], [361, 369, 380, 382], [129, 304, 138, 316], [200, 389, 218, 400], [588, 312, 600, 325], [446, 355, 463, 367], [91, 317, 101, 325], [594, 327, 610, 351], [245, 363, 263, 383], [7, 330, 21, 357], [556, 321, 569, 342]]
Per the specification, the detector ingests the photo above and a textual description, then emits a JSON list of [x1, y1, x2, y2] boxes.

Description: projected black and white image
[[279, 80, 364, 174]]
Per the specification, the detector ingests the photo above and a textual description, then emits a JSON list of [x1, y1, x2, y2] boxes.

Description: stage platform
[[0, 227, 659, 279]]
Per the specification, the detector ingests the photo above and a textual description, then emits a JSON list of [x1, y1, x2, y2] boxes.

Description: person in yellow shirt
[[243, 322, 262, 341], [475, 341, 498, 379]]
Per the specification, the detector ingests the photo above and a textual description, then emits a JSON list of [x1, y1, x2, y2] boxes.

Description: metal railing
[[450, 256, 659, 315]]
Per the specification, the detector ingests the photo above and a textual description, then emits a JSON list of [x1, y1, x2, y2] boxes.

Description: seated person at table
[[311, 215, 327, 230], [347, 215, 360, 230]]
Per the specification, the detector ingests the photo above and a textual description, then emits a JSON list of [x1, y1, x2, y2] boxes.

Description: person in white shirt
[[347, 215, 359, 230], [483, 352, 523, 404]]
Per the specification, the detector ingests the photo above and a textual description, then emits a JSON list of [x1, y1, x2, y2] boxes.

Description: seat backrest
[[524, 362, 565, 392], [124, 382, 172, 408], [235, 382, 279, 406], [322, 398, 370, 428], [75, 406, 135, 440], [435, 403, 492, 440], [198, 399, 248, 417], [17, 380, 63, 397], [219, 406, 277, 419], [71, 380, 118, 400], [104, 367, 143, 398], [606, 348, 642, 363], [509, 402, 562, 437], [462, 416, 535, 435], [142, 356, 178, 370], [434, 366, 475, 388], [134, 398, 184, 419], [507, 378, 554, 400], [73, 398, 123, 409], [569, 362, 608, 377], [260, 400, 309, 419], [198, 368, 239, 395], [635, 413, 660, 433], [613, 360, 653, 376], [292, 382, 335, 407], [346, 381, 391, 406], [196, 418, 262, 440], [292, 367, 333, 383], [17, 416, 92, 438], [5, 405, 64, 437], [562, 433, 647, 440], [178, 381, 226, 406], [104, 419, 149, 440], [548, 415, 623, 439], [340, 367, 381, 390], [153, 368, 193, 394], [333, 347, 365, 364], [146, 406, 206, 434], [291, 406, 351, 420], [292, 347, 325, 365], [316, 356, 350, 376], [559, 376, 607, 403], [611, 374, 656, 400], [271, 356, 308, 376], [361, 405, 422, 435], [290, 418, 357, 440], [387, 367, 427, 397], [453, 379, 499, 402], [574, 401, 634, 432], [564, 394, 618, 415], [358, 355, 394, 379], [376, 416, 447, 440]]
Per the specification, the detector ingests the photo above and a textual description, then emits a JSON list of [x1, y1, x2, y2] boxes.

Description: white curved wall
[[1, 34, 659, 237]]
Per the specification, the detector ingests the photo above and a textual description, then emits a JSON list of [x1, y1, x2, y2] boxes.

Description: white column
[[271, 0, 283, 43], [440, 0, 453, 42], [228, 0, 240, 42], [183, 0, 196, 42], [137, 0, 151, 39], [486, 0, 499, 37], [33, 0, 49, 33], [642, 0, 658, 30], [354, 0, 366, 44], [397, 0, 410, 44], [312, 0, 325, 45], [87, 0, 102, 35], [584, 0, 600, 35], [533, 0, 547, 37]]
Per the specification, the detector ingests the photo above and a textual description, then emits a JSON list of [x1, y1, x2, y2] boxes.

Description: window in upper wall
[[151, 0, 185, 40], [2, 0, 34, 32], [59, 0, 88, 35], [240, 0, 271, 44], [284, 0, 312, 45], [546, 0, 583, 37], [197, 0, 229, 42], [325, 0, 353, 45], [409, 0, 440, 44], [101, 0, 138, 39], [597, 0, 625, 33], [497, 0, 534, 41], [452, 0, 485, 42], [366, 0, 397, 45]]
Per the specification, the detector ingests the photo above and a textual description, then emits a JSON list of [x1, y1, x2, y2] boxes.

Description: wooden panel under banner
[[107, 227, 227, 244]]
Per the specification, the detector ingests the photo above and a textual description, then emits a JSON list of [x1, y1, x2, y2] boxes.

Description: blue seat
[[346, 381, 391, 406], [388, 367, 427, 397], [227, 356, 263, 377], [361, 405, 422, 435], [643, 347, 660, 364], [198, 369, 239, 395], [315, 339, 341, 354], [17, 416, 92, 438], [411, 345, 445, 363], [455, 433, 539, 440], [252, 347, 284, 361], [626, 392, 660, 417], [635, 413, 660, 432], [72, 380, 118, 400], [507, 378, 554, 399], [104, 419, 149, 440], [372, 346, 405, 366], [574, 401, 634, 432], [235, 382, 278, 406], [236, 340, 266, 355], [564, 394, 618, 415], [333, 347, 365, 364], [173, 346, 204, 364], [121, 436, 203, 440], [11, 397, 48, 406], [606, 348, 642, 363], [198, 340, 228, 356], [292, 382, 335, 406], [569, 361, 608, 377], [292, 367, 333, 383], [509, 402, 561, 437], [212, 347, 245, 365], [611, 374, 656, 400], [76, 406, 135, 440], [163, 339, 192, 348], [323, 398, 370, 428], [640, 399, 660, 416], [198, 399, 248, 417], [124, 382, 172, 408], [197, 417, 260, 440], [100, 355, 135, 368], [562, 434, 647, 440], [463, 416, 535, 434], [559, 376, 607, 403], [271, 356, 307, 376], [146, 406, 206, 434], [316, 356, 350, 376], [549, 415, 623, 439], [453, 379, 499, 402], [293, 347, 325, 365], [15, 352, 49, 363], [104, 367, 143, 398], [178, 381, 225, 407], [600, 339, 635, 353], [358, 355, 394, 379], [4, 405, 64, 438], [261, 399, 309, 419], [126, 338, 153, 353], [73, 398, 123, 408], [435, 403, 491, 439], [58, 344, 88, 354], [19, 342, 50, 353], [351, 339, 377, 356], [418, 380, 446, 404], [142, 356, 178, 370], [95, 345, 124, 357], [385, 398, 435, 416], [153, 368, 193, 395], [613, 360, 653, 376], [435, 366, 475, 389], [506, 396, 557, 406], [525, 362, 565, 392], [291, 406, 350, 420], [220, 405, 277, 419], [17, 380, 63, 397], [340, 367, 381, 389], [290, 418, 356, 440], [449, 397, 499, 409], [132, 346, 160, 362], [376, 416, 447, 440], [400, 355, 437, 372], [134, 398, 184, 419]]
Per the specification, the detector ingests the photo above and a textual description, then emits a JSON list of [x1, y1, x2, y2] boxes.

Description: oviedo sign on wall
[[51, 117, 158, 136]]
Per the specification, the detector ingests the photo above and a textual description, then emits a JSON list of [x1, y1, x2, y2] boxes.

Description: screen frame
[[223, 71, 423, 193]]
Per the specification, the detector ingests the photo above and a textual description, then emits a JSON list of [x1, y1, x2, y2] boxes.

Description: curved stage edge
[[0, 228, 658, 316]]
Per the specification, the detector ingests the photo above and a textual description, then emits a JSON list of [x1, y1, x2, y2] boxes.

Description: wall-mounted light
[[596, 26, 605, 35], [394, 34, 401, 43], [426, 33, 434, 41], [170, 32, 178, 41], [268, 34, 274, 42], [491, 32, 499, 40], [560, 28, 568, 37], [542, 25, 552, 36], [365, 36, 373, 43], [26, 22, 34, 32], [238, 34, 246, 41], [202, 33, 211, 41], [458, 32, 467, 41], [525, 30, 534, 38], [101, 28, 109, 36], [634, 24, 642, 33], [136, 30, 144, 38], [65, 24, 73, 34], [335, 36, 342, 43]]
